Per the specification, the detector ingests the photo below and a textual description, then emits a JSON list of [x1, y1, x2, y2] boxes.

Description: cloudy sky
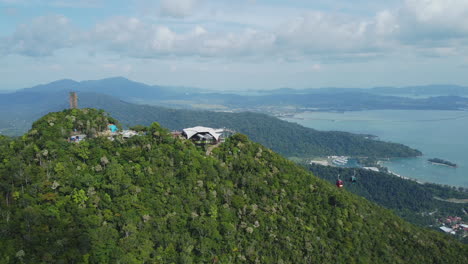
[[1, 0, 468, 90]]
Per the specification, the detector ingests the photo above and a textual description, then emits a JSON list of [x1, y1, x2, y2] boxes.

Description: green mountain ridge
[[2, 77, 468, 129], [0, 109, 466, 263], [306, 164, 468, 230], [80, 93, 422, 158], [0, 91, 421, 158]]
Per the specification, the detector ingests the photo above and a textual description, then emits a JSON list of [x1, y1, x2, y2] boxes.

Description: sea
[[283, 110, 468, 188]]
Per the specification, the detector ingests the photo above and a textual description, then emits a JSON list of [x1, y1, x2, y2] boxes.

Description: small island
[[428, 158, 457, 168]]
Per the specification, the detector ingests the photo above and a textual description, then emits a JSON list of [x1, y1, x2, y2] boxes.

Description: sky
[[1, 0, 468, 91]]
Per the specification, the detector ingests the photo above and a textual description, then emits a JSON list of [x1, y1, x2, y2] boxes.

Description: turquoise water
[[283, 110, 468, 187]]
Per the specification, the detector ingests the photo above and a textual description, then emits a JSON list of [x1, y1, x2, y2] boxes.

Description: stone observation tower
[[69, 92, 78, 109]]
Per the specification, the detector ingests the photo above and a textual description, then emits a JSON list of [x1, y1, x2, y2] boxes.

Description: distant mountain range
[[20, 77, 205, 100], [11, 77, 468, 96], [2, 77, 467, 157], [2, 77, 467, 154], [0, 77, 423, 158], [6, 77, 468, 112]]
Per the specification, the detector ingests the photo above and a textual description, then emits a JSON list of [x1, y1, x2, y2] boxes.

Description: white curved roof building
[[182, 126, 224, 141]]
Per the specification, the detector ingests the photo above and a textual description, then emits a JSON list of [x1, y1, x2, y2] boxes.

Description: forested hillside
[[0, 91, 421, 158], [306, 164, 468, 228], [77, 93, 421, 158], [0, 109, 467, 263]]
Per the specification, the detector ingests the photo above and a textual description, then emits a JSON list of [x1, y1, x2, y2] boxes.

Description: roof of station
[[183, 126, 224, 141]]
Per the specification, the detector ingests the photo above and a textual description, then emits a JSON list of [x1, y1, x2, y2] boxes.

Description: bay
[[283, 110, 468, 187]]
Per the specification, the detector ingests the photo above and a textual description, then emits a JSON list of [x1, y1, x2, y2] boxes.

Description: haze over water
[[284, 110, 468, 187]]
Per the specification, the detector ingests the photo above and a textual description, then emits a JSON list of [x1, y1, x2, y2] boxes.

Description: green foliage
[[76, 95, 421, 158], [27, 108, 119, 147], [306, 164, 468, 227], [71, 189, 89, 207], [1, 93, 422, 158], [0, 110, 466, 263]]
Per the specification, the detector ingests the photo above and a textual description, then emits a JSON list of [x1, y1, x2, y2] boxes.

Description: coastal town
[[438, 216, 468, 238]]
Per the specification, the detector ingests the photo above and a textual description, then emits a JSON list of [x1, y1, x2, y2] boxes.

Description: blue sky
[[1, 0, 468, 90]]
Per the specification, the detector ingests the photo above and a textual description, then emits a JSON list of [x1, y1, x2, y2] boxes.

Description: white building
[[121, 130, 138, 138], [439, 226, 456, 235], [182, 126, 224, 143]]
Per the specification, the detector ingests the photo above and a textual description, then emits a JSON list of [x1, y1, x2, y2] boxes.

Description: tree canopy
[[0, 109, 466, 263]]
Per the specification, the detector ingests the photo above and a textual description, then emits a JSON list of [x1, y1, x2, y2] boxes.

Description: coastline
[[378, 160, 426, 184], [387, 170, 424, 184], [286, 110, 468, 188], [308, 156, 466, 189]]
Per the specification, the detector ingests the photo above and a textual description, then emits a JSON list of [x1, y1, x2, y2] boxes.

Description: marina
[[285, 110, 468, 187]]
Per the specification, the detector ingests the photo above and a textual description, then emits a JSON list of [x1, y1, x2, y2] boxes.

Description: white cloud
[[374, 10, 399, 36], [2, 0, 468, 90], [311, 63, 322, 72], [159, 0, 198, 18], [88, 16, 275, 58], [1, 15, 78, 56], [404, 0, 468, 24], [272, 0, 468, 59], [273, 11, 396, 61], [0, 0, 103, 7], [396, 0, 468, 41], [3, 0, 468, 62], [277, 13, 367, 51]]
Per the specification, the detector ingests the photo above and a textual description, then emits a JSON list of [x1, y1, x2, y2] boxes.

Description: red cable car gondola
[[336, 179, 344, 188]]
